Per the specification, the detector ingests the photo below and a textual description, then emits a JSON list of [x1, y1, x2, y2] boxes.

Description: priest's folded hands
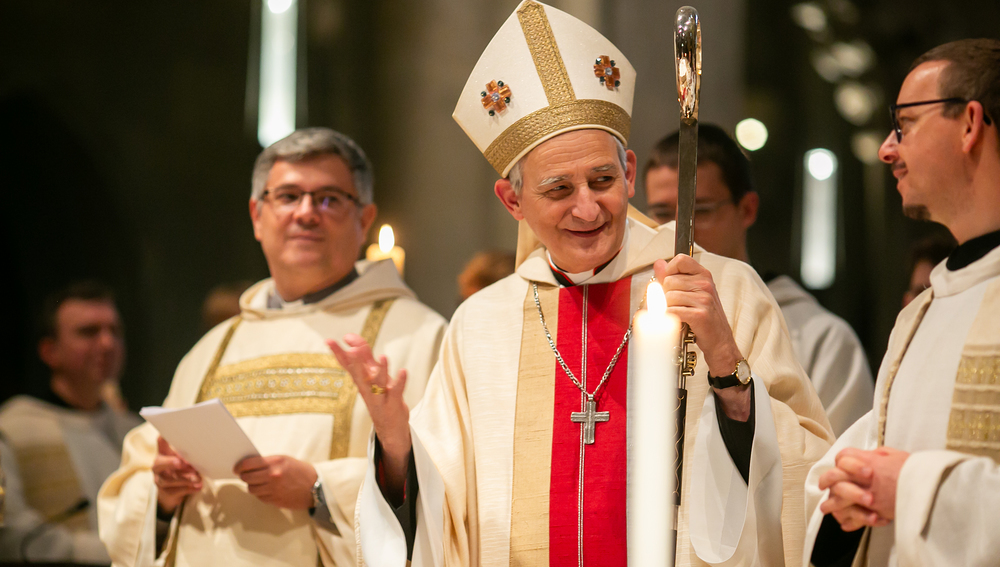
[[818, 446, 910, 531]]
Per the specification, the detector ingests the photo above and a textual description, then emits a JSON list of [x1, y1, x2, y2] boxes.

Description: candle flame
[[378, 224, 394, 253], [646, 281, 666, 315]]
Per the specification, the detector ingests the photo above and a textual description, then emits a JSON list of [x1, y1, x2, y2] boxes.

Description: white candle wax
[[628, 281, 679, 566]]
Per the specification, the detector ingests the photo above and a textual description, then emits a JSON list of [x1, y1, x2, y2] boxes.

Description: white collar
[[545, 222, 631, 286]]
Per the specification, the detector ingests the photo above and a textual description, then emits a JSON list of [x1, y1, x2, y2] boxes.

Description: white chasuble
[[357, 220, 833, 567], [0, 397, 139, 563], [97, 260, 446, 567], [804, 245, 1000, 567]]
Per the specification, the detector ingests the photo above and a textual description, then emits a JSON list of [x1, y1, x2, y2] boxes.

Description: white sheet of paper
[[140, 398, 259, 480]]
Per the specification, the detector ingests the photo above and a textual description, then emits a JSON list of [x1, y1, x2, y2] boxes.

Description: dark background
[[3, 0, 998, 409]]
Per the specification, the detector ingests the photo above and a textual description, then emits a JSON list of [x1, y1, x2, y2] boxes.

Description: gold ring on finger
[[371, 384, 387, 395]]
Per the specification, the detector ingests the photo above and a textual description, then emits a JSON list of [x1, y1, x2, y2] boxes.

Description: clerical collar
[[946, 229, 1000, 271], [267, 268, 360, 309], [546, 225, 629, 286]]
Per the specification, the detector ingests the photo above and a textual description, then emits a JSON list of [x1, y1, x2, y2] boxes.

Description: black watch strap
[[707, 372, 744, 389]]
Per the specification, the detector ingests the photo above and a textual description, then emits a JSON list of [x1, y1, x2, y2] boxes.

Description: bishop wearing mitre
[[331, 2, 834, 565]]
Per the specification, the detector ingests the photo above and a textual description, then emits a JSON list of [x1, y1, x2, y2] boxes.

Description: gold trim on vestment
[[195, 299, 395, 460], [517, 1, 574, 106], [11, 442, 89, 532], [484, 100, 631, 175], [509, 284, 559, 566], [877, 295, 932, 446], [947, 355, 1000, 461], [198, 353, 352, 409]]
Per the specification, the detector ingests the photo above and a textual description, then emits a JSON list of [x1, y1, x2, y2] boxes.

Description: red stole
[[549, 277, 631, 565]]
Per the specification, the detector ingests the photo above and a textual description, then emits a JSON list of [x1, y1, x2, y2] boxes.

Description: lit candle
[[628, 280, 679, 566], [365, 224, 406, 275]]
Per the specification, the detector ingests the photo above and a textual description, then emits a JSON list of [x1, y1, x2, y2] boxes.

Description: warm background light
[[378, 224, 394, 253], [367, 224, 405, 276], [801, 149, 839, 289], [735, 118, 768, 151]]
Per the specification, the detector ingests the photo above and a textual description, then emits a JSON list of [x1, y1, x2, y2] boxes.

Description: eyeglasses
[[647, 199, 733, 225], [260, 187, 362, 216], [889, 97, 994, 142]]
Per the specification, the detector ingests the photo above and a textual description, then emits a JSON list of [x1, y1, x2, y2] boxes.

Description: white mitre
[[452, 0, 636, 177]]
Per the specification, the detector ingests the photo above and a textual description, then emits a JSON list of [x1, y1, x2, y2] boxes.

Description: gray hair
[[507, 134, 628, 195], [251, 127, 374, 204]]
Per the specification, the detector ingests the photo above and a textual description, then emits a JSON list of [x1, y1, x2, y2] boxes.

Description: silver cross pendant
[[570, 397, 610, 445]]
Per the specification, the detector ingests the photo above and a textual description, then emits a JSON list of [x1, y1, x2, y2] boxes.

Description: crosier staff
[[672, 3, 701, 546]]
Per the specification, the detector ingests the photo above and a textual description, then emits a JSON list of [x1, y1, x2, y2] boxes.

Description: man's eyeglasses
[[647, 199, 733, 225], [889, 97, 994, 143], [260, 187, 362, 216]]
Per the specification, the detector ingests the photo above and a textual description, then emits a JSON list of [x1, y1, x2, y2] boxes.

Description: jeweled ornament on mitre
[[452, 0, 636, 177]]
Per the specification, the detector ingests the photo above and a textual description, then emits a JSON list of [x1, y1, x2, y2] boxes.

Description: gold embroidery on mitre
[[484, 99, 631, 175], [946, 355, 1000, 462], [517, 1, 574, 105]]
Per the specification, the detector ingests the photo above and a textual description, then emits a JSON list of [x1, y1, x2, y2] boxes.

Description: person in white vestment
[[330, 3, 834, 566], [0, 281, 140, 563], [644, 124, 873, 436], [803, 39, 1000, 567], [97, 128, 446, 567]]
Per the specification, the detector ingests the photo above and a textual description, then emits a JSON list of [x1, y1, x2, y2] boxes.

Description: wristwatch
[[707, 358, 751, 389]]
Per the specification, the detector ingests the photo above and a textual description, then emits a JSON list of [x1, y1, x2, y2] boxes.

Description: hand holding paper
[[234, 455, 319, 510], [153, 437, 202, 513], [140, 399, 260, 481]]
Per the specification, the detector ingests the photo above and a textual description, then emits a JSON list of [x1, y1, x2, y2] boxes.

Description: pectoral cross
[[571, 397, 610, 445]]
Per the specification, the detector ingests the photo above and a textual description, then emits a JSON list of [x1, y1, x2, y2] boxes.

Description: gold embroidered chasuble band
[[482, 1, 631, 174], [195, 298, 395, 460], [509, 283, 560, 564], [946, 281, 1000, 461], [11, 439, 89, 532]]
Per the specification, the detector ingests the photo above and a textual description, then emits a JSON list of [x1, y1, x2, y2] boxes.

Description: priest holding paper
[[330, 3, 832, 566], [97, 128, 446, 566]]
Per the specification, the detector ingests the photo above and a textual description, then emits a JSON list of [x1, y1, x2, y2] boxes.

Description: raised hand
[[153, 436, 202, 514], [234, 455, 317, 509], [327, 333, 411, 496]]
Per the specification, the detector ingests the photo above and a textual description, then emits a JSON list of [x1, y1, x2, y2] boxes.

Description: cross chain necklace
[[532, 282, 634, 445]]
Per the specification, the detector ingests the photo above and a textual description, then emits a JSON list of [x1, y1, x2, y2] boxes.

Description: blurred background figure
[[457, 250, 516, 302], [644, 124, 873, 435], [201, 280, 254, 331], [903, 232, 957, 307], [0, 281, 140, 564]]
